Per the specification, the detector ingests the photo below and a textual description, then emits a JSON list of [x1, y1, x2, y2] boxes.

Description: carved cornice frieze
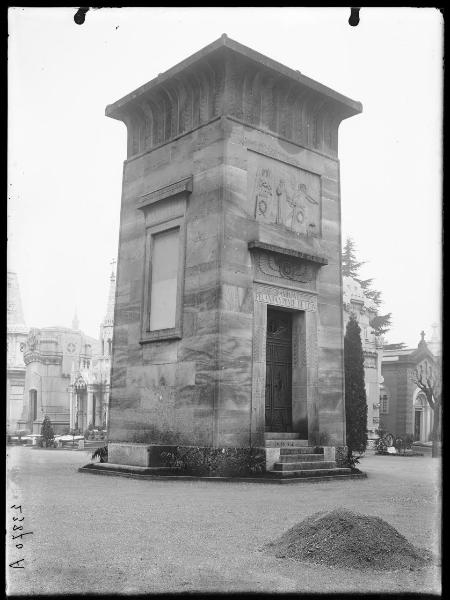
[[249, 241, 326, 289], [107, 38, 361, 159], [24, 351, 63, 366], [248, 241, 328, 265]]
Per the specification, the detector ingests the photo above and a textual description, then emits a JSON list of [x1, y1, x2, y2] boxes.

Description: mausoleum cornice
[[137, 176, 193, 210], [248, 240, 328, 266], [106, 35, 362, 159], [23, 350, 63, 366]]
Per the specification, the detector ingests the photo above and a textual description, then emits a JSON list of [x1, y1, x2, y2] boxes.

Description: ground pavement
[[6, 446, 441, 595]]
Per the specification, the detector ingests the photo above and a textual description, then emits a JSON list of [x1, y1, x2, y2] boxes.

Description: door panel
[[265, 308, 292, 432]]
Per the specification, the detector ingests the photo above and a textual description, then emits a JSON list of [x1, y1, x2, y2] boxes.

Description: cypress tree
[[344, 315, 368, 461]]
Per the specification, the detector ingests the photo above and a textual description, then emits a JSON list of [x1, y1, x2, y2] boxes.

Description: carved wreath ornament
[[258, 252, 313, 283]]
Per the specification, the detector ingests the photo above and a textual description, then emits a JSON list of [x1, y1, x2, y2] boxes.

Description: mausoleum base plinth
[[108, 442, 177, 468], [77, 438, 366, 483], [79, 460, 366, 484]]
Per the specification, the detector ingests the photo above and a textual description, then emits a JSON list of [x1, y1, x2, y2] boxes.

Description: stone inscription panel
[[255, 284, 317, 312], [248, 151, 322, 237]]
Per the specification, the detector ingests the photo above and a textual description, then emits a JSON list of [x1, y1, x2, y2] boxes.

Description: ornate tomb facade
[[106, 36, 362, 468]]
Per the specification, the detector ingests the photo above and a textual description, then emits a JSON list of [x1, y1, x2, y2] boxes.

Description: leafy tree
[[410, 357, 441, 457], [358, 278, 374, 292], [40, 416, 55, 448], [342, 236, 391, 336], [365, 289, 383, 307], [344, 316, 368, 463], [369, 314, 392, 337]]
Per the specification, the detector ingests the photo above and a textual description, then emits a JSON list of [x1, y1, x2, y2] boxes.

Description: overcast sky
[[8, 7, 442, 347]]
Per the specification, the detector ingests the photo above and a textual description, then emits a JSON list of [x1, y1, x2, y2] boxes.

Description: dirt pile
[[265, 508, 434, 571]]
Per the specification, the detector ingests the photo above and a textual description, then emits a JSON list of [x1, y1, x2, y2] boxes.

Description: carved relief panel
[[256, 251, 314, 284], [249, 152, 322, 237]]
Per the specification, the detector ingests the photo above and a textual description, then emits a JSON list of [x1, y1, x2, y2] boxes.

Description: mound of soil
[[265, 508, 434, 571]]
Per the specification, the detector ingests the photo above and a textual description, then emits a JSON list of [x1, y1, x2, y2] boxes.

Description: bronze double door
[[265, 307, 293, 432]]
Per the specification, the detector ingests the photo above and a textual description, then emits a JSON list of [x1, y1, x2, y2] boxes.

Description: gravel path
[[6, 446, 441, 595]]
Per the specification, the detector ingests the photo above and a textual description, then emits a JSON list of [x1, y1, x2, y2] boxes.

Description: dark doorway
[[265, 308, 293, 432], [92, 395, 96, 427], [30, 389, 37, 422], [414, 410, 421, 441]]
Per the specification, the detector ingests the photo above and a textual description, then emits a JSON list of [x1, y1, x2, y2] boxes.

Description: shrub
[[374, 430, 388, 454], [375, 437, 388, 454], [335, 446, 348, 467], [92, 445, 108, 462], [345, 453, 362, 470], [40, 416, 55, 448], [161, 446, 266, 477], [394, 434, 414, 455]]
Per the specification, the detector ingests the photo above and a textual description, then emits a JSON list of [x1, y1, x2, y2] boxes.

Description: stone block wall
[[107, 36, 362, 451], [109, 116, 346, 448]]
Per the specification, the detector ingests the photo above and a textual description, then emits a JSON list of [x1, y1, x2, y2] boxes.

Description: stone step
[[280, 447, 323, 455], [89, 462, 181, 475], [264, 432, 302, 440], [278, 453, 324, 463], [274, 460, 337, 471], [269, 467, 352, 478], [80, 463, 365, 484], [265, 439, 309, 448]]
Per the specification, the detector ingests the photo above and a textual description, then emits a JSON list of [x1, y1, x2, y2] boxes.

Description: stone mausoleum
[[106, 36, 362, 475], [16, 268, 116, 435]]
